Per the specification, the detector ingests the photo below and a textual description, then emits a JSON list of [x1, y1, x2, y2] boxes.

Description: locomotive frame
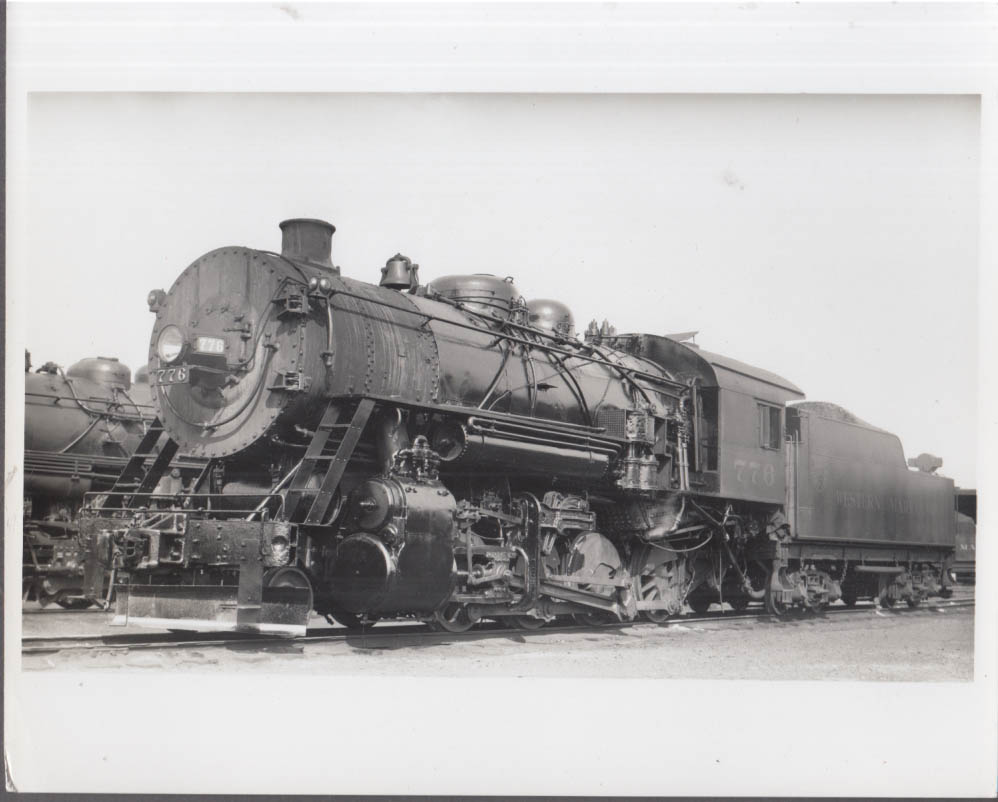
[[75, 218, 956, 636]]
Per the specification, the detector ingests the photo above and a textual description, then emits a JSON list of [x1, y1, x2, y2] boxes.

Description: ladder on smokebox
[[99, 419, 179, 509], [283, 398, 376, 525]]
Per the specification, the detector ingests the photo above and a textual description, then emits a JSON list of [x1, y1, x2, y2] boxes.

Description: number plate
[[153, 366, 190, 386], [195, 336, 225, 354]]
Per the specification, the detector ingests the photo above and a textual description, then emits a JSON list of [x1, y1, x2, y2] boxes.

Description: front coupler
[[80, 510, 312, 636]]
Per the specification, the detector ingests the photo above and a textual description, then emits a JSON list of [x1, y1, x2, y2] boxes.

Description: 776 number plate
[[153, 366, 190, 386]]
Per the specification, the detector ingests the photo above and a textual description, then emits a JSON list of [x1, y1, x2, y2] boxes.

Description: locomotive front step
[[111, 579, 312, 637]]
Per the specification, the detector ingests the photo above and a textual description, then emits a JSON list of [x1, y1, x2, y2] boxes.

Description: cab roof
[[694, 346, 804, 399], [604, 333, 805, 403]]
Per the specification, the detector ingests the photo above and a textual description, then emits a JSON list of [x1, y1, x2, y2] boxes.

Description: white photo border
[[5, 2, 997, 796]]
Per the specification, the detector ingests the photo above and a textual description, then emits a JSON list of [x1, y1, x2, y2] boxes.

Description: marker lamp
[[157, 325, 185, 364]]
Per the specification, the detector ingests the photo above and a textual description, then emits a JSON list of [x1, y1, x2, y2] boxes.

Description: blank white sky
[[26, 93, 979, 486]]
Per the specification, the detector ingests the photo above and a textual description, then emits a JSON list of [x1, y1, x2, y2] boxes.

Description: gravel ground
[[23, 598, 974, 681]]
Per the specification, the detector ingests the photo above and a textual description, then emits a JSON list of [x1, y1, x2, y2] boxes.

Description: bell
[[380, 254, 419, 291]]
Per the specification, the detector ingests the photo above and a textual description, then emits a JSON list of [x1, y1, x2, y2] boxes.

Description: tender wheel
[[764, 568, 796, 617], [880, 595, 896, 609], [764, 581, 792, 617], [512, 615, 545, 630], [431, 604, 474, 633], [642, 609, 672, 624], [905, 596, 922, 608], [326, 611, 378, 630], [841, 591, 858, 607], [56, 598, 94, 610], [764, 593, 790, 617]]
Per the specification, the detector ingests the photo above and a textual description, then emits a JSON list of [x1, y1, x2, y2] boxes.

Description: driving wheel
[[638, 567, 675, 624], [431, 604, 474, 633]]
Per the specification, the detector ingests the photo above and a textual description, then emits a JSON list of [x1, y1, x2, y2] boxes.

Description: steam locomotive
[[23, 356, 203, 607], [23, 355, 154, 607], [79, 219, 956, 635], [952, 488, 977, 583]]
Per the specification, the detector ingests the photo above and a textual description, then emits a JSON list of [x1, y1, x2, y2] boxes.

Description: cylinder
[[328, 534, 395, 613], [326, 479, 456, 616], [279, 218, 336, 270]]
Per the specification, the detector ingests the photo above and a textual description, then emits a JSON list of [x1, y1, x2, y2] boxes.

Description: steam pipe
[[323, 286, 686, 394]]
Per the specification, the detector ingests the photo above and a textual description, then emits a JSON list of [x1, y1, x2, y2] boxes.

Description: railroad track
[[21, 597, 974, 656]]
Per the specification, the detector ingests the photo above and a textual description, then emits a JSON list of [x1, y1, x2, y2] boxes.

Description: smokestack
[[279, 218, 336, 272]]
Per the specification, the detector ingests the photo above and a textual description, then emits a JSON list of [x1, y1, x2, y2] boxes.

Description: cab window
[[759, 403, 782, 450]]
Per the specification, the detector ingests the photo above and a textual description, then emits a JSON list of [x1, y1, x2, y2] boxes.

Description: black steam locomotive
[[23, 356, 155, 607], [79, 219, 956, 635], [23, 356, 204, 607], [952, 488, 977, 583]]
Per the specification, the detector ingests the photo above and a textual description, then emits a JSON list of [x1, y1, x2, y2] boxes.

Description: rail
[[21, 596, 974, 656]]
